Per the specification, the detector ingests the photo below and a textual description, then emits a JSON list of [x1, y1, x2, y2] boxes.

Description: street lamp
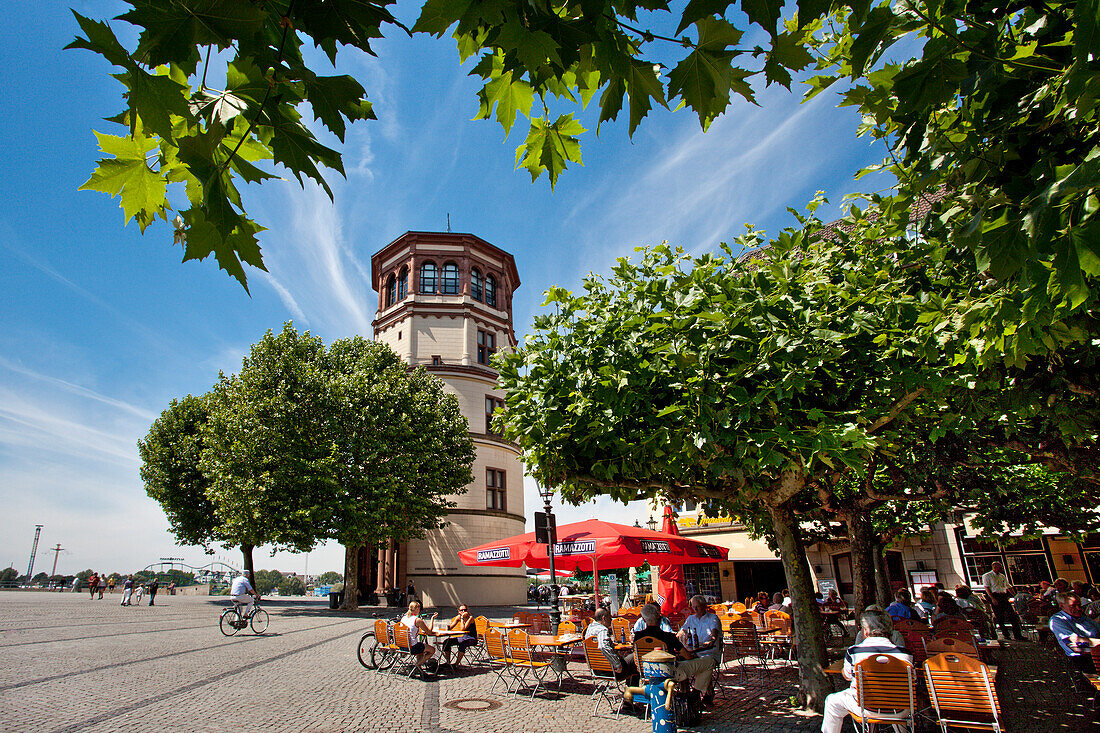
[[537, 483, 561, 633], [646, 517, 658, 532]]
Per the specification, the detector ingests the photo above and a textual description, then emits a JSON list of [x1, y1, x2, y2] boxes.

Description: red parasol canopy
[[657, 506, 689, 616], [458, 518, 727, 607]]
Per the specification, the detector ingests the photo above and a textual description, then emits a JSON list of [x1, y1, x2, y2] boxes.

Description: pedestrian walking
[[133, 582, 145, 604], [121, 575, 133, 606], [107, 576, 116, 594], [97, 574, 106, 599], [88, 573, 99, 599], [148, 577, 159, 606]]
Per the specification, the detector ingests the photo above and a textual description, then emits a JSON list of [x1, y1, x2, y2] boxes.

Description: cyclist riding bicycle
[[230, 573, 260, 618]]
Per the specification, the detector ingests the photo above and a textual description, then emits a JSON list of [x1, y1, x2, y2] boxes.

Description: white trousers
[[121, 588, 132, 605], [232, 594, 254, 617], [822, 686, 910, 733]]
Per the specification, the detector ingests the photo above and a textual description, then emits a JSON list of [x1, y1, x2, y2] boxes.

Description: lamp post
[[646, 517, 658, 532], [537, 484, 561, 633]]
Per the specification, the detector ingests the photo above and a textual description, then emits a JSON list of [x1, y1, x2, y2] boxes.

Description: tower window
[[442, 262, 459, 294], [485, 274, 497, 307], [397, 267, 408, 300], [471, 268, 483, 301], [487, 469, 506, 511], [420, 261, 437, 293], [485, 395, 505, 434], [385, 274, 396, 307], [432, 355, 443, 367], [477, 330, 496, 365]]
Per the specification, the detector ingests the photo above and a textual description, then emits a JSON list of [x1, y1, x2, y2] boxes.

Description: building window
[[397, 267, 408, 300], [477, 330, 496, 365], [385, 274, 396, 307], [431, 355, 442, 367], [471, 268, 483, 301], [420, 261, 437, 293], [485, 395, 505, 434], [485, 274, 497, 307], [487, 469, 506, 511], [442, 262, 460, 294]]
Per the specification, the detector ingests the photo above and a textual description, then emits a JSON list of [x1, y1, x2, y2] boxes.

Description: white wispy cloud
[[0, 356, 157, 422]]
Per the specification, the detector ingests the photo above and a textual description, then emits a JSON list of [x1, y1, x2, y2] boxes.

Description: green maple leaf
[[476, 70, 535, 135], [66, 11, 133, 68], [625, 61, 668, 136], [304, 74, 376, 142], [741, 0, 783, 36], [294, 0, 397, 62], [516, 114, 586, 188], [764, 32, 814, 89], [796, 0, 833, 28], [80, 130, 167, 232], [120, 0, 265, 74], [413, 0, 471, 36], [676, 0, 734, 35]]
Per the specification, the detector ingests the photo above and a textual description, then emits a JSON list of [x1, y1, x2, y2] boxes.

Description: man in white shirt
[[585, 608, 635, 678], [822, 612, 914, 733], [230, 573, 260, 618], [679, 595, 722, 664], [981, 562, 1023, 640]]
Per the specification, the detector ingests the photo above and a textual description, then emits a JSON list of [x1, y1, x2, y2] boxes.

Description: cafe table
[[528, 632, 584, 687]]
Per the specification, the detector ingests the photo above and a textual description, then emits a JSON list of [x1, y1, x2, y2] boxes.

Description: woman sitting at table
[[751, 591, 770, 616], [823, 588, 847, 612], [931, 595, 968, 625], [400, 601, 437, 669], [440, 603, 478, 666]]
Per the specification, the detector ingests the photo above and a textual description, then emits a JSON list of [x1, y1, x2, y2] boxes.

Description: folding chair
[[391, 623, 422, 678], [508, 630, 553, 698], [584, 635, 628, 717], [924, 637, 979, 660], [634, 634, 667, 676], [611, 617, 632, 645], [467, 615, 490, 665], [851, 654, 917, 733], [484, 628, 515, 693], [731, 602, 747, 614], [924, 652, 1003, 732], [728, 622, 771, 681], [932, 617, 974, 634], [932, 628, 978, 644], [372, 619, 399, 671]]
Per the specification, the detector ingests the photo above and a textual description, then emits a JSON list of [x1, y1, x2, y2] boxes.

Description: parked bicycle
[[220, 599, 270, 636]]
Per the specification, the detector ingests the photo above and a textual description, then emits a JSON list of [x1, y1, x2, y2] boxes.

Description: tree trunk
[[767, 501, 831, 712], [872, 543, 892, 607], [242, 544, 255, 589], [845, 510, 880, 616], [341, 543, 359, 611]]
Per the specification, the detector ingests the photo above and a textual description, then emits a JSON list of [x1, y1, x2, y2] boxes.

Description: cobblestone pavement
[[0, 592, 1092, 732]]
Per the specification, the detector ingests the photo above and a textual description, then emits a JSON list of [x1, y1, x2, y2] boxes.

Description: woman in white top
[[400, 601, 437, 668]]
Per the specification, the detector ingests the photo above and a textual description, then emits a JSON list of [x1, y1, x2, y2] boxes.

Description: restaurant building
[[361, 231, 526, 607]]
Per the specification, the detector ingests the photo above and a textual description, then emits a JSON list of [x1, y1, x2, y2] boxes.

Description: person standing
[[406, 579, 416, 603], [88, 573, 98, 600], [121, 575, 134, 606], [133, 582, 145, 605], [981, 562, 1024, 641], [97, 574, 106, 600], [147, 577, 159, 606], [107, 576, 116, 594]]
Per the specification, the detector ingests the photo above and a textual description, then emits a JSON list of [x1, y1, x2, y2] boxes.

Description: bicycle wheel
[[250, 608, 270, 634], [358, 632, 379, 669], [220, 609, 241, 636]]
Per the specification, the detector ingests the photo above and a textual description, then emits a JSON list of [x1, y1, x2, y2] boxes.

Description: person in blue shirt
[[886, 588, 918, 621], [1050, 592, 1100, 672]]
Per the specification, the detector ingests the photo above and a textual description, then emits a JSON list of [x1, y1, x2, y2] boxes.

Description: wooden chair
[[583, 636, 627, 717], [484, 628, 515, 693], [372, 619, 399, 671], [513, 611, 530, 624], [750, 610, 767, 630], [933, 628, 978, 645], [611, 617, 632, 645], [932, 617, 974, 633], [469, 615, 491, 664], [924, 637, 979, 659], [391, 623, 422, 678], [731, 602, 747, 614], [924, 652, 1003, 732], [508, 630, 553, 698], [558, 620, 578, 634], [851, 654, 917, 733], [727, 622, 770, 681], [633, 634, 667, 679], [761, 611, 794, 662]]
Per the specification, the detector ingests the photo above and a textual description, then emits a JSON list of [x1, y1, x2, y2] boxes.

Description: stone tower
[[368, 231, 525, 606]]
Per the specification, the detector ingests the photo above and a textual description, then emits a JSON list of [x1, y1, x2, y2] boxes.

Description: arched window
[[397, 267, 408, 300], [419, 261, 437, 293], [471, 268, 483, 301], [442, 262, 459, 294], [485, 274, 497, 307], [385, 273, 396, 307]]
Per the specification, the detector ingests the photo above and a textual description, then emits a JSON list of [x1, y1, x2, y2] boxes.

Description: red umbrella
[[657, 506, 689, 616], [458, 518, 727, 607]]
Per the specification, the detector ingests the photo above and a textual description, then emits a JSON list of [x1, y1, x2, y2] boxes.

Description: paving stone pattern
[[0, 592, 1092, 732]]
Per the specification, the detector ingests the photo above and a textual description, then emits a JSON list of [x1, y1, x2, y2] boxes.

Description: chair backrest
[[750, 610, 766, 630], [393, 622, 414, 652], [731, 602, 747, 614], [634, 634, 667, 671], [853, 654, 915, 713], [924, 652, 1001, 723], [508, 630, 535, 662], [374, 619, 391, 645], [1090, 645, 1100, 674], [764, 609, 791, 633], [558, 621, 578, 635], [728, 625, 762, 654], [933, 617, 974, 632], [529, 614, 549, 633], [474, 615, 490, 640], [513, 611, 529, 624], [584, 635, 618, 678], [728, 617, 754, 630], [900, 630, 929, 666], [932, 628, 977, 644], [924, 636, 979, 658], [893, 618, 930, 634], [611, 617, 632, 644], [485, 628, 509, 661]]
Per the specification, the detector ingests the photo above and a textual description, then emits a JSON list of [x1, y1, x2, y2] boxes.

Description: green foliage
[[278, 574, 307, 596], [253, 569, 283, 595], [317, 570, 343, 584], [0, 568, 17, 583]]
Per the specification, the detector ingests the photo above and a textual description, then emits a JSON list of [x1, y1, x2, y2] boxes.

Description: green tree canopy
[[278, 575, 307, 596], [316, 570, 343, 585]]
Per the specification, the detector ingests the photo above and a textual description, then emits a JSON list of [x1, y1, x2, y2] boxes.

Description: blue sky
[[1, 1, 891, 578]]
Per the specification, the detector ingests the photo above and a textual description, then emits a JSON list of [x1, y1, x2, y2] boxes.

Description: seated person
[[751, 591, 770, 616], [823, 588, 847, 613], [633, 604, 718, 705], [886, 589, 918, 621], [916, 587, 938, 618], [931, 595, 969, 625], [679, 595, 723, 664], [399, 601, 437, 669], [767, 592, 786, 612], [1050, 592, 1100, 672], [632, 602, 673, 635], [955, 585, 993, 637], [822, 612, 914, 733], [1084, 589, 1100, 620], [853, 607, 906, 649], [440, 603, 478, 666], [585, 608, 637, 680], [1011, 586, 1033, 618]]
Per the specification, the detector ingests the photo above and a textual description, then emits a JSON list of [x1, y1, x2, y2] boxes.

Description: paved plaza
[[0, 592, 1093, 732]]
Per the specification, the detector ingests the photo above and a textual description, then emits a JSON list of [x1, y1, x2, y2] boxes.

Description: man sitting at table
[[440, 603, 478, 667], [1051, 592, 1100, 672], [634, 604, 718, 705], [632, 602, 673, 635], [886, 588, 919, 621], [679, 595, 723, 664], [822, 612, 914, 733], [585, 608, 636, 680]]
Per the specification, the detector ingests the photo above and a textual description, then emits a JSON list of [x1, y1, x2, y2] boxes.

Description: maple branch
[[866, 388, 926, 434]]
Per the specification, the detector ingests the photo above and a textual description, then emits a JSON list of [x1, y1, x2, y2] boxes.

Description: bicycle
[[220, 599, 270, 636]]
